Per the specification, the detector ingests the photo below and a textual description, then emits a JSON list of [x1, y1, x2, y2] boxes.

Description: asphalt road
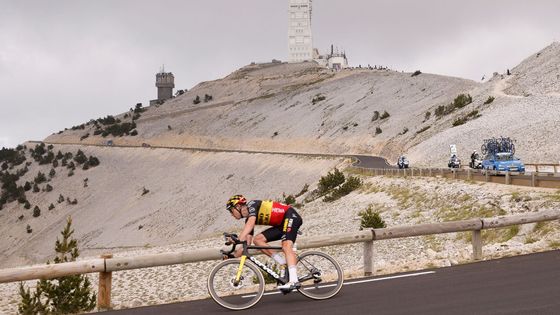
[[102, 250, 560, 315], [350, 155, 395, 169]]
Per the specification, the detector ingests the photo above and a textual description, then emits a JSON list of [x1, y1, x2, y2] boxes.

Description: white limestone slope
[[0, 144, 342, 268]]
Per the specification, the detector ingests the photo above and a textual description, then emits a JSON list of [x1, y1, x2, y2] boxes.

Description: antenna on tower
[[160, 64, 165, 73]]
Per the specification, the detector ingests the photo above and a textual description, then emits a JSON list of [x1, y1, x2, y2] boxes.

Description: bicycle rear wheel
[[296, 251, 343, 300], [207, 258, 265, 310]]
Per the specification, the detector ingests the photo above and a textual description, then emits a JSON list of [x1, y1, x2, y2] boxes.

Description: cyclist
[[226, 194, 303, 291]]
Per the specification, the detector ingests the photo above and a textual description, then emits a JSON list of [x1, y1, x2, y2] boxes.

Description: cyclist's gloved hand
[[220, 250, 235, 260]]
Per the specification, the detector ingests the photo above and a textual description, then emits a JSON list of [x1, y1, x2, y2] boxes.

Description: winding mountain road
[[32, 140, 394, 169]]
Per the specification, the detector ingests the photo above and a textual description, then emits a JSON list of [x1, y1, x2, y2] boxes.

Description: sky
[[1, 0, 559, 148]]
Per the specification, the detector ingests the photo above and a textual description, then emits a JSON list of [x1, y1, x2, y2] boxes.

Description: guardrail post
[[467, 169, 471, 180], [453, 169, 457, 180], [363, 240, 374, 276], [428, 168, 432, 177], [535, 165, 539, 173], [554, 165, 557, 173], [531, 173, 536, 187], [472, 230, 482, 260], [98, 254, 113, 311], [485, 170, 489, 182], [440, 168, 444, 177], [418, 168, 422, 177], [505, 172, 511, 185]]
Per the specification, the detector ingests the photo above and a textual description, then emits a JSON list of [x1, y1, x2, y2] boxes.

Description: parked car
[[482, 152, 525, 172], [105, 140, 113, 146], [141, 143, 151, 148]]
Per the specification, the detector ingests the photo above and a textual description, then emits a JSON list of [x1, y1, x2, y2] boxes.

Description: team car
[[482, 152, 525, 172]]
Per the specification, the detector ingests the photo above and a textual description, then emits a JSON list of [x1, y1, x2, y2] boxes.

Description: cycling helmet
[[226, 194, 247, 212]]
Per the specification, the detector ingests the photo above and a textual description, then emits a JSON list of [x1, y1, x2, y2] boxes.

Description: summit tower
[[288, 0, 313, 62], [155, 66, 175, 101]]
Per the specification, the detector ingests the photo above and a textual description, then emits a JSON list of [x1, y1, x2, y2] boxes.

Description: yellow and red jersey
[[247, 200, 291, 226]]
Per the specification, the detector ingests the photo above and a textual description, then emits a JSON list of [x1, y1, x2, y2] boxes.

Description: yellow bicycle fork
[[235, 255, 247, 283]]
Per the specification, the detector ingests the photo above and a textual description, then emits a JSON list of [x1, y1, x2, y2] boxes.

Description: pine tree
[[17, 283, 47, 315], [32, 206, 40, 217], [18, 217, 97, 314]]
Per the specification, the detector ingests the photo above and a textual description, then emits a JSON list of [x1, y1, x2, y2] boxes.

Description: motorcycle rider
[[470, 150, 479, 166], [397, 155, 407, 168]]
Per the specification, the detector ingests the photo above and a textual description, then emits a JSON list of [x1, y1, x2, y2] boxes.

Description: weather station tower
[[288, 0, 313, 62], [155, 66, 175, 101]]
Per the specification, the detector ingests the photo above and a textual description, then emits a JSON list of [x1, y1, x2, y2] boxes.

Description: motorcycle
[[397, 156, 409, 169], [448, 155, 461, 168], [469, 157, 482, 169]]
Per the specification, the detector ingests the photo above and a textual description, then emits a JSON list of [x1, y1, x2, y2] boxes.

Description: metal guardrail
[[1, 211, 559, 310], [524, 163, 559, 174], [349, 167, 560, 189]]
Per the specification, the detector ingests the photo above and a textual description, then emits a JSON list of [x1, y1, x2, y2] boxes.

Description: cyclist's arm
[[231, 217, 256, 257], [240, 216, 256, 242]]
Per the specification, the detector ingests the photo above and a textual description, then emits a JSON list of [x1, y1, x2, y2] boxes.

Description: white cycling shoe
[[277, 282, 301, 292]]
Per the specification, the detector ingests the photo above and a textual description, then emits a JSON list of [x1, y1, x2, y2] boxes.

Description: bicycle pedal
[[280, 288, 291, 295]]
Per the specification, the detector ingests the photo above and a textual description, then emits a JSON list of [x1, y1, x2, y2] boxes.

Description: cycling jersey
[[246, 200, 302, 243], [246, 200, 291, 226]]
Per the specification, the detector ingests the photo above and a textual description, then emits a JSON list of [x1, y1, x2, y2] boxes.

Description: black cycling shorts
[[260, 208, 302, 243]]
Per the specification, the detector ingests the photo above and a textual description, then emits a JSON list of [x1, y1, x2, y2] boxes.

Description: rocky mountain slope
[[47, 62, 479, 160], [47, 42, 560, 166]]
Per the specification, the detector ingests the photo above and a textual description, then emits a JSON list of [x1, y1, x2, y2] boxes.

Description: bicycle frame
[[234, 243, 286, 285]]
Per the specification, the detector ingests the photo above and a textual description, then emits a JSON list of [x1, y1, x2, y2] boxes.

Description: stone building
[[149, 67, 175, 106], [155, 70, 175, 101]]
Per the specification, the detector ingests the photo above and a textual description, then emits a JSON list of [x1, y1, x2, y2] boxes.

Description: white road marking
[[241, 271, 435, 298]]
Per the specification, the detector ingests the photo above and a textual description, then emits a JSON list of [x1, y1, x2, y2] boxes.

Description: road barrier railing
[[350, 166, 560, 189], [1, 210, 559, 310], [524, 163, 559, 174]]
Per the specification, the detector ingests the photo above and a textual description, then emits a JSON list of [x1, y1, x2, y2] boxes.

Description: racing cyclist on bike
[[226, 194, 303, 292]]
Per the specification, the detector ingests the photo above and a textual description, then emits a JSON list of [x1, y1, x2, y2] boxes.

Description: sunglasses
[[229, 204, 242, 214]]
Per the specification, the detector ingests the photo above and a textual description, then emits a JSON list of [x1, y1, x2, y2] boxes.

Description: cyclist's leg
[[280, 210, 303, 287], [254, 227, 283, 257]]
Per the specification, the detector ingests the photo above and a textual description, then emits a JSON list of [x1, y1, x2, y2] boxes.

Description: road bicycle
[[481, 137, 516, 156], [207, 233, 343, 310]]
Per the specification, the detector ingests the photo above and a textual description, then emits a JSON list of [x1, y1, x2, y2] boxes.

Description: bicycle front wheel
[[207, 258, 265, 310], [296, 251, 343, 300]]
